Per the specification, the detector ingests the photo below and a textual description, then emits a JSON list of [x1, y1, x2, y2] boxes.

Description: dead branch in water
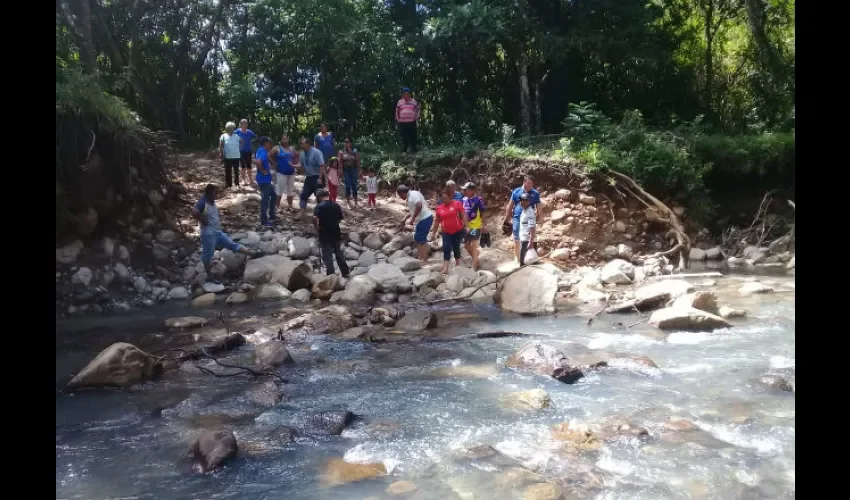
[[605, 170, 691, 270], [721, 191, 794, 257], [195, 347, 287, 383]]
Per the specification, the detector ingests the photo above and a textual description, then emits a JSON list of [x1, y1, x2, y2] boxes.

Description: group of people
[[219, 121, 382, 228]]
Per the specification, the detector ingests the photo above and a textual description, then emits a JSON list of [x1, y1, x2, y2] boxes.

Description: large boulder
[[396, 311, 438, 331], [634, 279, 694, 303], [357, 250, 377, 267], [649, 306, 731, 331], [308, 410, 356, 436], [280, 305, 356, 339], [191, 430, 238, 473], [255, 283, 292, 300], [367, 263, 411, 293], [505, 341, 584, 384], [219, 248, 247, 274], [65, 342, 162, 390], [341, 275, 378, 303], [312, 274, 341, 300], [496, 264, 559, 315], [243, 255, 312, 290], [287, 236, 312, 259], [253, 341, 295, 369], [394, 257, 424, 272], [600, 259, 635, 285], [671, 291, 719, 315], [321, 458, 386, 488], [362, 233, 384, 250]]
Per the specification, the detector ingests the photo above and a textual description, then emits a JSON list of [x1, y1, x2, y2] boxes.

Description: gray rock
[[614, 220, 627, 233], [203, 282, 226, 294], [649, 306, 731, 331], [739, 282, 774, 295], [718, 306, 746, 319], [56, 240, 84, 265], [689, 247, 706, 261], [220, 248, 247, 273], [156, 229, 179, 245], [603, 245, 618, 259], [117, 245, 131, 263], [254, 341, 294, 369], [358, 250, 377, 267], [705, 247, 722, 260], [367, 263, 411, 293], [341, 275, 378, 303], [600, 259, 635, 285], [288, 236, 312, 259], [255, 283, 292, 300], [497, 263, 559, 315], [344, 247, 360, 260], [65, 342, 161, 390], [671, 291, 719, 315], [191, 430, 237, 473], [192, 293, 217, 307], [132, 275, 149, 293], [167, 286, 190, 300], [71, 267, 93, 287], [114, 263, 130, 282], [243, 255, 312, 290], [578, 193, 596, 205], [396, 311, 438, 331], [225, 292, 249, 304], [348, 232, 362, 245], [312, 274, 341, 300], [394, 257, 423, 272], [363, 233, 384, 250], [292, 289, 312, 301]]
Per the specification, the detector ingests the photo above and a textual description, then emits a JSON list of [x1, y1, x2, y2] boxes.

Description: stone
[[705, 247, 722, 260], [367, 263, 410, 292], [344, 247, 359, 260], [291, 289, 311, 301], [786, 256, 795, 269], [114, 263, 130, 282], [75, 207, 99, 236], [578, 193, 596, 205], [191, 430, 237, 473], [220, 249, 247, 273], [614, 220, 627, 233], [396, 311, 438, 331], [671, 291, 719, 315], [357, 250, 377, 267], [287, 236, 312, 259], [118, 245, 131, 263], [634, 279, 694, 303], [649, 306, 731, 331], [312, 274, 341, 300], [386, 480, 418, 496], [56, 240, 84, 265], [617, 243, 633, 259], [164, 316, 207, 329], [522, 482, 565, 500], [757, 374, 793, 392], [156, 229, 179, 245], [65, 342, 162, 390], [152, 243, 171, 261], [341, 275, 378, 303], [167, 286, 190, 300], [497, 264, 559, 315], [243, 255, 312, 290], [506, 341, 584, 384], [309, 410, 356, 436], [501, 388, 552, 411], [550, 422, 601, 452], [718, 306, 746, 319], [550, 209, 569, 224], [248, 381, 285, 407], [321, 458, 386, 488], [203, 282, 226, 293], [225, 292, 249, 304], [71, 267, 93, 287], [445, 274, 466, 293], [689, 248, 706, 261], [255, 283, 292, 300], [362, 233, 384, 250], [348, 232, 362, 245], [600, 259, 635, 285], [132, 275, 149, 293], [394, 257, 423, 272], [603, 245, 618, 259], [550, 248, 571, 262], [281, 305, 356, 337], [192, 293, 217, 307], [739, 282, 774, 295], [253, 341, 294, 369]]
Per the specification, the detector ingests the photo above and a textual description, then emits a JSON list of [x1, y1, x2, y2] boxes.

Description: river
[[56, 269, 795, 499]]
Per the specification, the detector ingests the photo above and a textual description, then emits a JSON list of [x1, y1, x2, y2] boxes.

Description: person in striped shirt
[[395, 87, 420, 153]]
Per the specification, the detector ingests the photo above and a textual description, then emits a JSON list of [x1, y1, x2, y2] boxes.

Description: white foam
[[665, 363, 714, 374], [596, 453, 635, 476], [343, 443, 399, 474], [666, 331, 717, 345], [699, 422, 782, 455], [769, 356, 795, 369], [588, 333, 659, 350]]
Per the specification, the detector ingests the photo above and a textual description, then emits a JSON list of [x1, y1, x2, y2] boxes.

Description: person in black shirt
[[312, 188, 350, 277]]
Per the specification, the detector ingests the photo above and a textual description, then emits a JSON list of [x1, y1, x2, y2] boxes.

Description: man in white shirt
[[397, 184, 433, 262], [518, 192, 537, 266]]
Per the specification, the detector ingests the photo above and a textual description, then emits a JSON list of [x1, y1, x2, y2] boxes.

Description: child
[[518, 192, 537, 265], [365, 169, 379, 210], [326, 156, 341, 202]]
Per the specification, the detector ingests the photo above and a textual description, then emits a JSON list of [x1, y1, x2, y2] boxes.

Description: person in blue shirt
[[191, 184, 259, 277], [434, 180, 463, 205], [298, 137, 326, 218], [314, 123, 336, 166], [253, 137, 276, 227], [269, 135, 299, 211], [503, 175, 543, 263], [235, 119, 257, 188]]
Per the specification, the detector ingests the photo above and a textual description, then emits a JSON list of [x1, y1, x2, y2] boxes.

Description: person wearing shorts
[[430, 189, 469, 274], [461, 182, 486, 270], [504, 175, 541, 263], [235, 119, 256, 188], [269, 135, 298, 211], [397, 184, 433, 263], [191, 184, 258, 280]]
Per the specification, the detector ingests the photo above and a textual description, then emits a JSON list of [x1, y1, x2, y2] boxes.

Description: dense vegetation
[[56, 0, 794, 239]]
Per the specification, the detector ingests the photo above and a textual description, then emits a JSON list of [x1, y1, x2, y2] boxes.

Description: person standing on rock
[[299, 137, 326, 217], [338, 137, 361, 208], [461, 182, 487, 270], [219, 122, 242, 189], [191, 184, 259, 276], [397, 185, 433, 262], [268, 135, 299, 212], [429, 189, 469, 274], [504, 175, 542, 263], [253, 137, 276, 228], [235, 119, 257, 189], [313, 188, 350, 278], [517, 192, 537, 265], [395, 87, 420, 153]]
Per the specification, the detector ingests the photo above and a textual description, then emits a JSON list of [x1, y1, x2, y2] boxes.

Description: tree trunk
[[702, 1, 715, 117], [742, 0, 791, 94], [516, 48, 532, 135]]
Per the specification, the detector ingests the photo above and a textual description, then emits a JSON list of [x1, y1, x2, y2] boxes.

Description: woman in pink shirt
[[395, 87, 420, 153]]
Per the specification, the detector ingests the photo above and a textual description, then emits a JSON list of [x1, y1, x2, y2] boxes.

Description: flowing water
[[56, 272, 795, 499]]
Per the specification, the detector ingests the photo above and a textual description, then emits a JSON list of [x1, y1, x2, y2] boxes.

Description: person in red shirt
[[429, 189, 470, 274], [395, 87, 420, 153]]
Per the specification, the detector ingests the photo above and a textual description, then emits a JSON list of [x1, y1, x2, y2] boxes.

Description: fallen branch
[[586, 294, 612, 325], [626, 317, 650, 329], [195, 347, 287, 383]]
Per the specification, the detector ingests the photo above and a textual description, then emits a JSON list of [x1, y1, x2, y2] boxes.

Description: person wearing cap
[[397, 184, 433, 262], [518, 192, 537, 265], [430, 188, 470, 274], [313, 188, 350, 278], [253, 136, 276, 227], [218, 121, 242, 188], [504, 175, 542, 263], [461, 182, 487, 270], [298, 137, 326, 217], [234, 119, 257, 188], [395, 87, 420, 153]]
